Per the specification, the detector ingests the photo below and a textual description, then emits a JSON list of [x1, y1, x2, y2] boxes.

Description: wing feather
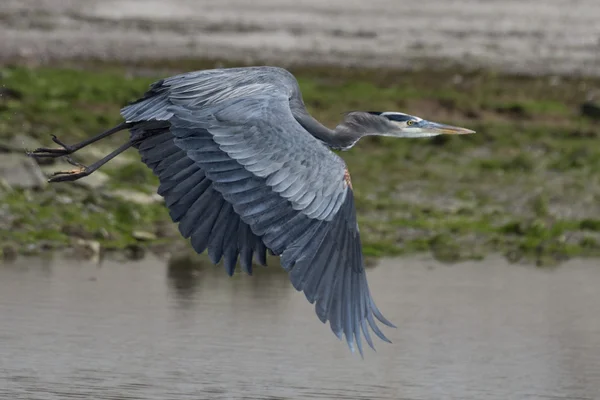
[[207, 202, 235, 264], [133, 128, 267, 275]]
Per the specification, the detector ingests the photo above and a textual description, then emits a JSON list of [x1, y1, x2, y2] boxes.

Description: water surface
[[1, 255, 599, 399]]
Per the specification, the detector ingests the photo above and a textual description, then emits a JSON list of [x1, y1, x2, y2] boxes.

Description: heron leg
[[47, 141, 133, 183], [27, 122, 133, 159]]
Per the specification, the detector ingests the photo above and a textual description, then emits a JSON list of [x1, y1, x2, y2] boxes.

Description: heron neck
[[294, 110, 356, 150]]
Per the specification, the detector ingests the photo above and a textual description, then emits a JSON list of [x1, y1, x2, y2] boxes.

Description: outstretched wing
[[166, 91, 394, 354]]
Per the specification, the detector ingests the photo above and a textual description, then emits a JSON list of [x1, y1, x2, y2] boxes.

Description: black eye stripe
[[384, 114, 413, 122], [366, 112, 416, 123]]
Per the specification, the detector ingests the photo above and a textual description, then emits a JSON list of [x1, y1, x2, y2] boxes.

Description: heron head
[[331, 111, 475, 150], [369, 111, 476, 138]]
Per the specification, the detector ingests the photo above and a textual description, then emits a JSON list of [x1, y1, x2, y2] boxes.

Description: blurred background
[[0, 1, 599, 399]]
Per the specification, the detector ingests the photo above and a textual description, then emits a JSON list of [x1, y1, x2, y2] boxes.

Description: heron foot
[[27, 134, 75, 159], [47, 157, 89, 182]]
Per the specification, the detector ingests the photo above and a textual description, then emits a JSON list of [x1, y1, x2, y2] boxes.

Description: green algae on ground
[[1, 61, 599, 264], [0, 185, 171, 251]]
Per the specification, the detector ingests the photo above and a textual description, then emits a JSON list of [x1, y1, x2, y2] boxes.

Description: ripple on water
[[0, 254, 599, 399]]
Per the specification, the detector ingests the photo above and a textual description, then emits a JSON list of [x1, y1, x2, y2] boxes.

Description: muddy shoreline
[[2, 0, 600, 76]]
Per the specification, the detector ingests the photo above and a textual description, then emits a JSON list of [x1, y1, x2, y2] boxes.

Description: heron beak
[[421, 121, 476, 135]]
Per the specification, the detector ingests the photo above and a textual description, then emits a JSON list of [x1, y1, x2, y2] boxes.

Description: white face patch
[[380, 113, 443, 138], [382, 113, 421, 131]]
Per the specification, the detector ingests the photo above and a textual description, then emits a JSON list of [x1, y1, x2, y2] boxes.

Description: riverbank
[[1, 59, 600, 265]]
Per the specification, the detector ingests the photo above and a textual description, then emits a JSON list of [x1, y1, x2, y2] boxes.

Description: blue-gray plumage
[[28, 66, 475, 355]]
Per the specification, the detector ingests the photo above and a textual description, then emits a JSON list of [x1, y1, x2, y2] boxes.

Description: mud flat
[[1, 0, 600, 76]]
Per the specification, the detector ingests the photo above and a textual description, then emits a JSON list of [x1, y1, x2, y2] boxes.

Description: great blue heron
[[28, 66, 475, 355]]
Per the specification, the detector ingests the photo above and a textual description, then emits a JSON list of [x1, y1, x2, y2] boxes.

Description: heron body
[[29, 66, 475, 355]]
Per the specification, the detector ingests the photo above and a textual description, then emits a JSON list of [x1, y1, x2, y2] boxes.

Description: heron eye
[[406, 120, 415, 126]]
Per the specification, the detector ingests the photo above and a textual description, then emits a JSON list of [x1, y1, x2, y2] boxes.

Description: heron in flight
[[29, 66, 475, 355]]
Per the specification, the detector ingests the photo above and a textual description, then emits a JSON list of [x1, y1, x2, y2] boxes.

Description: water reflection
[[0, 254, 599, 399], [166, 255, 206, 301], [166, 254, 298, 320]]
